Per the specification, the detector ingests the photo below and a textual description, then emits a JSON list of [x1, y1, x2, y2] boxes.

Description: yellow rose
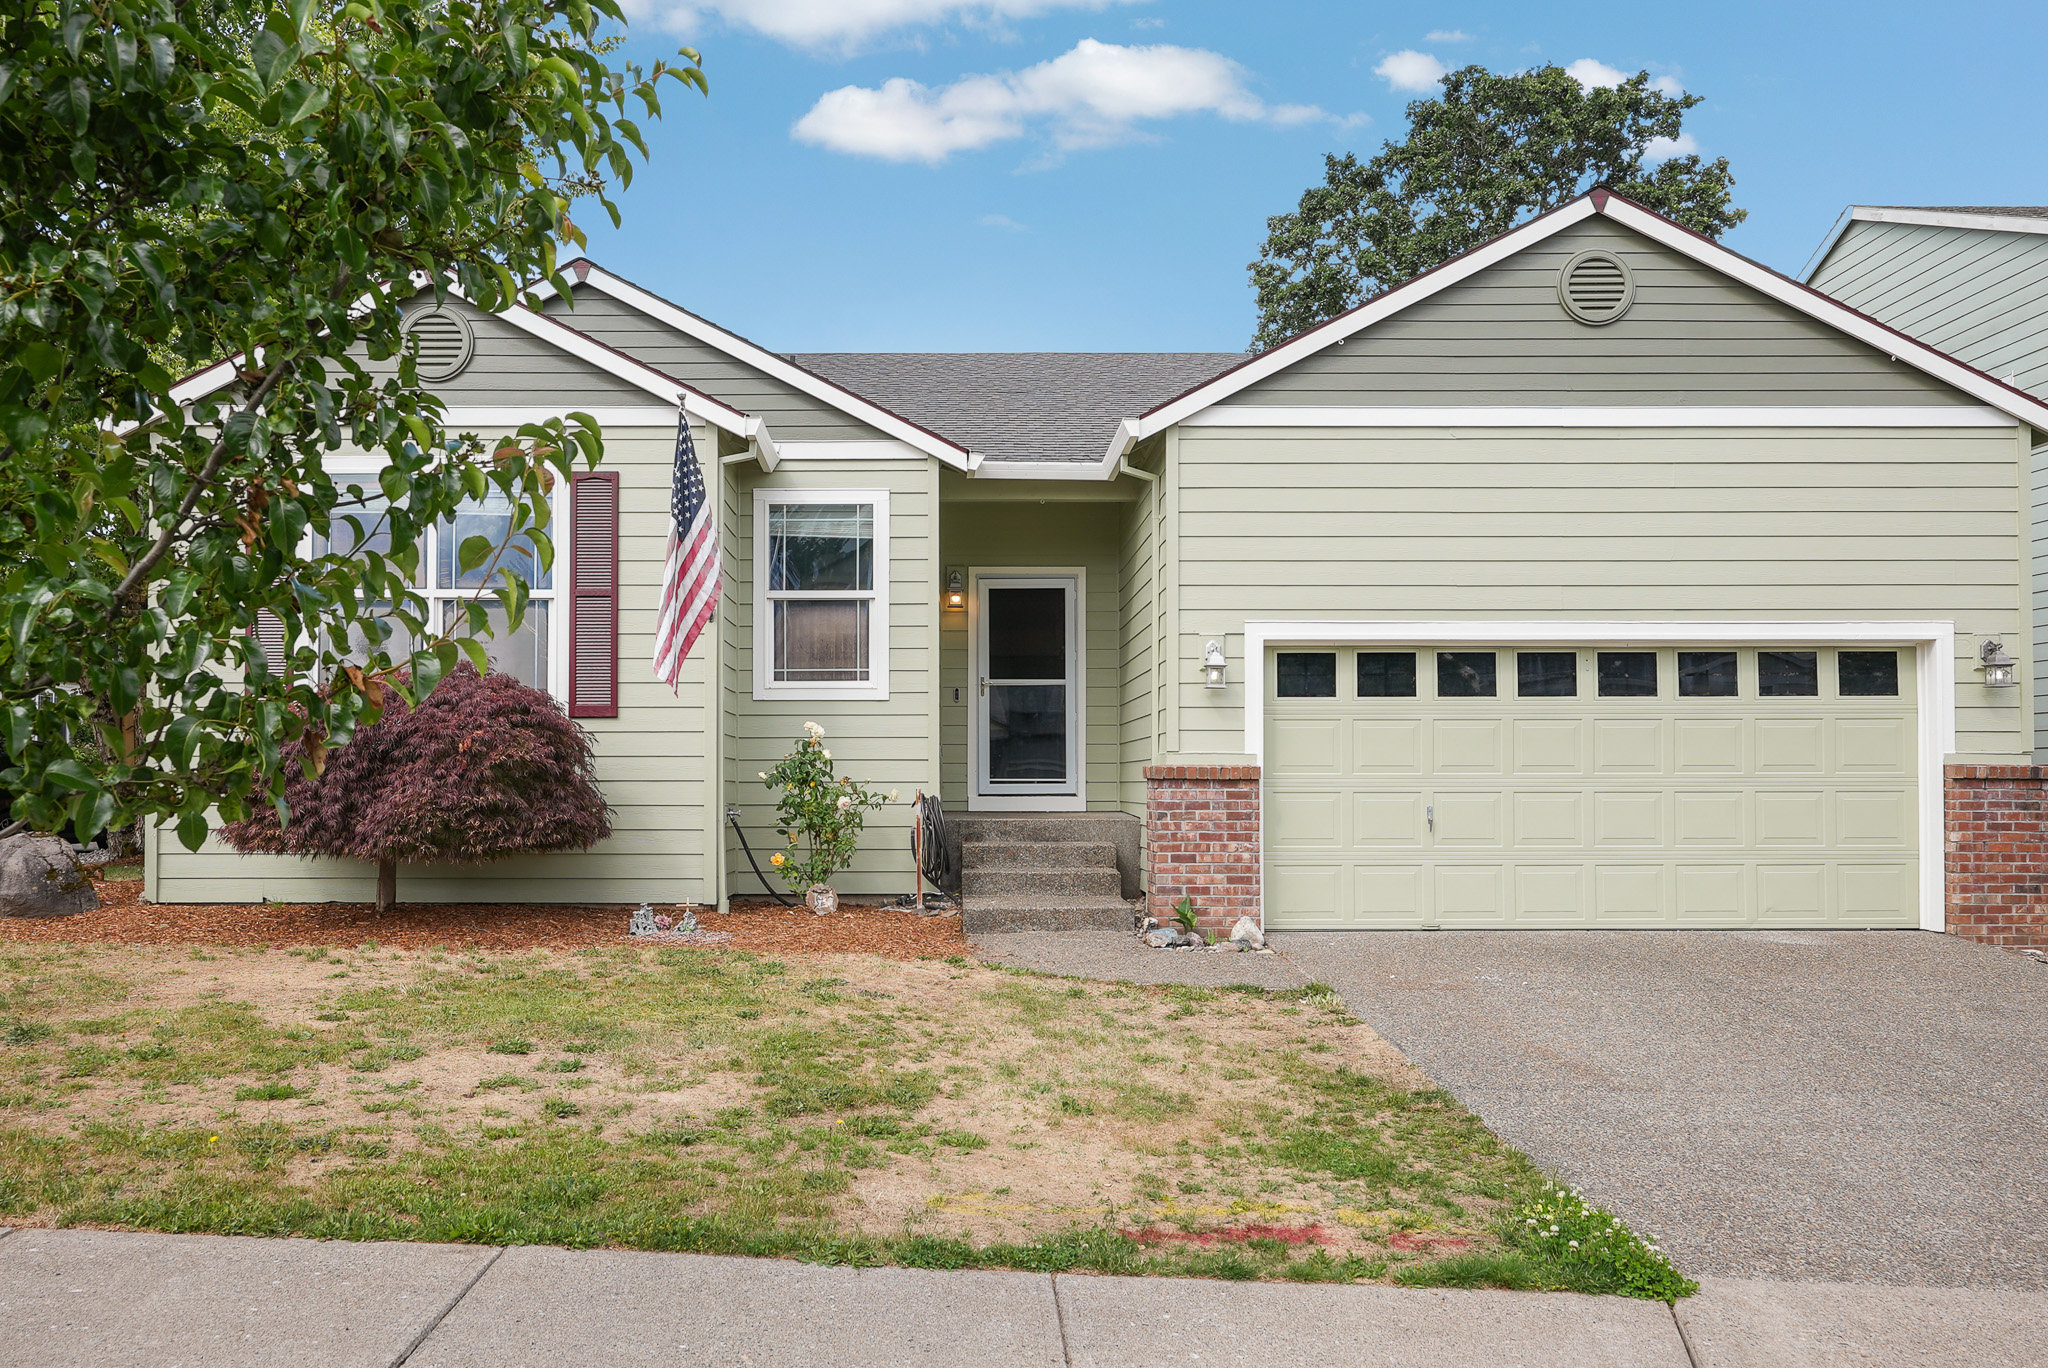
[[770, 853, 786, 866]]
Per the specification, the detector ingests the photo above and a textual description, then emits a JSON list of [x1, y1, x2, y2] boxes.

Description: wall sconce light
[[1979, 638, 2018, 689], [945, 567, 965, 610], [1203, 640, 1227, 690]]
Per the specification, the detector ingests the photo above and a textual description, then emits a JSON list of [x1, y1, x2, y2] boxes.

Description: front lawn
[[0, 942, 1690, 1297]]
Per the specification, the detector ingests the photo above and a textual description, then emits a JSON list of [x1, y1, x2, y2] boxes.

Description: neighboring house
[[1804, 205, 2048, 753], [146, 189, 2048, 945]]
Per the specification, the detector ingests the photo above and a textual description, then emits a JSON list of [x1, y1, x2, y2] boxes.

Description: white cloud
[[978, 213, 1028, 230], [1374, 50, 1446, 93], [793, 39, 1347, 162], [1424, 29, 1470, 42], [626, 0, 1147, 49], [1643, 132, 1699, 161], [1565, 58, 1685, 96]]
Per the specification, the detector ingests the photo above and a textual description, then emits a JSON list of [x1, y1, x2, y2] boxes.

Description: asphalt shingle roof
[[792, 352, 1245, 463]]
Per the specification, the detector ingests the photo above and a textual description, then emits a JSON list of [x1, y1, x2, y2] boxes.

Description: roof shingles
[[792, 352, 1243, 463]]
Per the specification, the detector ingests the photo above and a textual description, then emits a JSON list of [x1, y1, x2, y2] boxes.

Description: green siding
[[541, 287, 889, 441], [721, 459, 940, 898], [148, 422, 719, 905], [1810, 219, 2048, 398], [935, 497, 1124, 810], [367, 294, 655, 405], [1235, 218, 1968, 408], [1167, 426, 2031, 766]]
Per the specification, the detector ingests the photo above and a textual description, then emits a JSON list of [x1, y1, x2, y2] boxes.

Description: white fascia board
[[1181, 404, 2016, 429], [1846, 205, 2048, 239], [970, 459, 1120, 481], [772, 439, 927, 462], [1107, 197, 1605, 457], [1599, 197, 2048, 432], [551, 263, 974, 471], [1238, 617, 1958, 934], [1799, 206, 1859, 282]]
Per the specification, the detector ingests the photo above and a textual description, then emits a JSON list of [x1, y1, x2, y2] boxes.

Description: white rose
[[822, 749, 831, 759], [888, 790, 899, 801], [836, 795, 852, 810], [758, 772, 767, 780]]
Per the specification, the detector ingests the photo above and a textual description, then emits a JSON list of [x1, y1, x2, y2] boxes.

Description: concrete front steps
[[951, 813, 1141, 935]]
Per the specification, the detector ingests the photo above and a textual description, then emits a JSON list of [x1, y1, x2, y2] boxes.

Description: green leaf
[[457, 534, 494, 575], [18, 341, 63, 386], [43, 759, 98, 794], [176, 810, 209, 852]]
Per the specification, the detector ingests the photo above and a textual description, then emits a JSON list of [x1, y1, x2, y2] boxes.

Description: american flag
[[652, 411, 718, 690]]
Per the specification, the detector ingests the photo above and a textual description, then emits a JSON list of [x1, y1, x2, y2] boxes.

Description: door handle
[[1426, 804, 1434, 833], [979, 677, 988, 697]]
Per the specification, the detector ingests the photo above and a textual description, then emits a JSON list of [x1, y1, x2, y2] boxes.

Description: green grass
[[0, 943, 1691, 1297]]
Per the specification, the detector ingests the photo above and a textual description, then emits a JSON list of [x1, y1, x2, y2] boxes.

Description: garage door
[[1263, 645, 1918, 929]]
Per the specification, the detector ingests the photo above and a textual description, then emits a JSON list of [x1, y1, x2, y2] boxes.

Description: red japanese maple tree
[[222, 667, 612, 912]]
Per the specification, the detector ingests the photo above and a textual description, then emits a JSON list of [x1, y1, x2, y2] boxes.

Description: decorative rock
[[0, 834, 98, 919], [1175, 929, 1206, 948], [1141, 929, 1179, 949], [1228, 916, 1265, 950]]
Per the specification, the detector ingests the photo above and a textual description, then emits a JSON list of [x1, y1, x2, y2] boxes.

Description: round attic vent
[[1557, 250, 1635, 325], [400, 305, 475, 382]]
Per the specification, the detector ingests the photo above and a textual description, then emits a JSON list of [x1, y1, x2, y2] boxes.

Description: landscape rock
[[1141, 928, 1178, 948], [1228, 916, 1265, 949], [0, 834, 99, 919]]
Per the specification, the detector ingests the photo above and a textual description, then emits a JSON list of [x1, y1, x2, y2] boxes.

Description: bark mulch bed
[[0, 878, 974, 960]]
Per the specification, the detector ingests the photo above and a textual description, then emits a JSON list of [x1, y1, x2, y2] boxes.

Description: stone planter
[[806, 884, 838, 915]]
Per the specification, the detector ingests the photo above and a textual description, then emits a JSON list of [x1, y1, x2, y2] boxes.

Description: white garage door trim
[[1242, 620, 1957, 933]]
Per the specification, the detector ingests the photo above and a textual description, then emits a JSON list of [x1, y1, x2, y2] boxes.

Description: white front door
[[971, 573, 1082, 810]]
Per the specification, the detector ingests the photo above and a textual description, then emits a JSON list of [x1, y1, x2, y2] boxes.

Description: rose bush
[[760, 722, 889, 894]]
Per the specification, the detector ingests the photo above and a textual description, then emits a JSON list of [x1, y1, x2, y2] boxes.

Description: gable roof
[[1803, 205, 2048, 281], [793, 352, 1242, 465], [1106, 189, 2048, 468], [540, 262, 975, 470], [167, 287, 775, 458]]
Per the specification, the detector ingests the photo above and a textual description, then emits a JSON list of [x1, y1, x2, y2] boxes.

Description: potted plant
[[761, 722, 890, 914]]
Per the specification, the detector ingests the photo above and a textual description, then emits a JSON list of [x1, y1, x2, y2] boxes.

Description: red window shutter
[[569, 471, 620, 718]]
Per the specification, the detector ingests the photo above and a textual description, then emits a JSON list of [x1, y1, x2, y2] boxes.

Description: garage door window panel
[[1437, 652, 1497, 698], [1758, 650, 1820, 698], [1517, 651, 1578, 697], [1276, 652, 1337, 698], [1356, 652, 1417, 698], [1679, 651, 1738, 698], [1598, 651, 1658, 698], [1839, 651, 1900, 697]]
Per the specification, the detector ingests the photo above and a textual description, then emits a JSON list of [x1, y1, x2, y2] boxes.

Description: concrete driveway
[[1273, 930, 2048, 1290]]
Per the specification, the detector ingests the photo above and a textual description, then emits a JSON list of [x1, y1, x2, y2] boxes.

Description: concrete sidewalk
[[3, 1229, 2045, 1368]]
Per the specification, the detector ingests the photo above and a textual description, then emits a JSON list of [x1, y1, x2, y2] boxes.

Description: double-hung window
[[754, 489, 889, 700], [314, 483, 559, 696]]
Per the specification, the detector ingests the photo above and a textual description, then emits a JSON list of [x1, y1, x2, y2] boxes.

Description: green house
[[150, 190, 2048, 938]]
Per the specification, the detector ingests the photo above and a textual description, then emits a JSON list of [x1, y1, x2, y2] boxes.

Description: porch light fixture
[[1203, 640, 1227, 690], [945, 567, 965, 610], [1979, 638, 2018, 689]]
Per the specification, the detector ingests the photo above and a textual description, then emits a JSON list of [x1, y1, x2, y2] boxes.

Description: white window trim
[[322, 461, 569, 703], [752, 487, 891, 702], [1240, 619, 1958, 935]]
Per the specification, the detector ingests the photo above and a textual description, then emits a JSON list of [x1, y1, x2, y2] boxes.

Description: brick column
[[1144, 764, 1260, 938], [1945, 764, 2048, 950]]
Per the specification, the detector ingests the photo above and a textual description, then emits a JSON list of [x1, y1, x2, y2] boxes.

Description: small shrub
[[760, 722, 891, 892]]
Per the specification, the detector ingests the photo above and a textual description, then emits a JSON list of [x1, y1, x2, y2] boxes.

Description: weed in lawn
[[233, 1083, 305, 1102]]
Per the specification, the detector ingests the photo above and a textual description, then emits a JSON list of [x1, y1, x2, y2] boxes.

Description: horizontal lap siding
[[1169, 427, 2030, 764], [723, 460, 938, 898], [151, 423, 718, 906], [1235, 218, 1968, 408], [1810, 220, 2048, 398], [936, 501, 1124, 810], [541, 289, 886, 441], [1120, 465, 1161, 823]]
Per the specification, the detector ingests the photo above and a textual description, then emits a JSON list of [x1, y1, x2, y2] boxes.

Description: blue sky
[[576, 0, 2048, 352]]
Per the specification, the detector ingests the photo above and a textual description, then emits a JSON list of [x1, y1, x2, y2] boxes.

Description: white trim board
[[1105, 190, 2048, 466], [437, 406, 693, 428], [1238, 618, 1958, 935], [543, 262, 975, 471], [750, 487, 892, 703], [1804, 205, 2048, 282], [1180, 405, 2014, 429]]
